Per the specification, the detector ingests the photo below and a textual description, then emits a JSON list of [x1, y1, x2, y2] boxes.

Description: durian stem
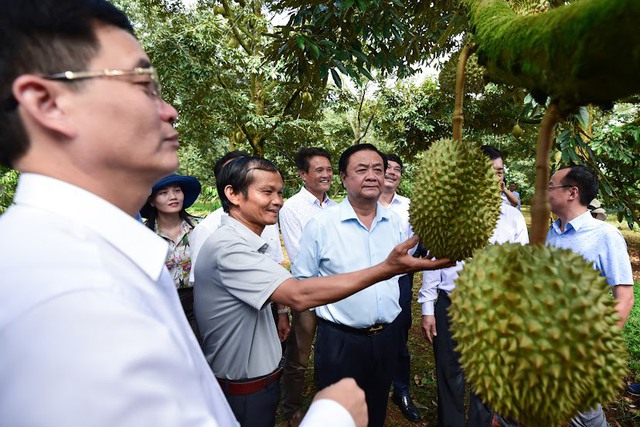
[[531, 103, 562, 245], [452, 43, 477, 142]]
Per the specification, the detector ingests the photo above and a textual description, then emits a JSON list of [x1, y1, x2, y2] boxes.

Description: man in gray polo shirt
[[194, 156, 452, 427]]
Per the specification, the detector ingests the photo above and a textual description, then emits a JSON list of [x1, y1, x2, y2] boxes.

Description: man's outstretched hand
[[387, 236, 455, 274]]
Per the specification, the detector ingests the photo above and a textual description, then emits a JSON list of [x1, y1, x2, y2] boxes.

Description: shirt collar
[[339, 198, 389, 224], [221, 215, 269, 253], [551, 210, 592, 234], [14, 173, 168, 281], [299, 186, 330, 206], [389, 192, 407, 207]]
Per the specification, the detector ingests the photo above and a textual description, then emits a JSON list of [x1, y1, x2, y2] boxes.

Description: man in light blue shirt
[[547, 165, 634, 427], [294, 144, 406, 427]]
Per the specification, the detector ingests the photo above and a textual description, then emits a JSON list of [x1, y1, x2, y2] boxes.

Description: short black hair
[[0, 0, 134, 168], [385, 153, 403, 172], [213, 150, 250, 179], [560, 165, 598, 206], [480, 145, 502, 161], [217, 156, 281, 213], [294, 147, 332, 172], [338, 143, 387, 175]]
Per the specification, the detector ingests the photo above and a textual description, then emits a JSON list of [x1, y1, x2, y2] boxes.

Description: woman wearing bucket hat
[[142, 174, 202, 338]]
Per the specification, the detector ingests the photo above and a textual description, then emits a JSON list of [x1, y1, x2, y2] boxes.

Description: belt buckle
[[368, 324, 384, 335]]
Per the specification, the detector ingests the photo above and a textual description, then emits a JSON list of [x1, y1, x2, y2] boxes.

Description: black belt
[[318, 317, 390, 336], [217, 367, 282, 396]]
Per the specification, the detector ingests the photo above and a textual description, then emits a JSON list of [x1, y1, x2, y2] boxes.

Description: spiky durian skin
[[409, 139, 501, 261], [450, 243, 628, 426]]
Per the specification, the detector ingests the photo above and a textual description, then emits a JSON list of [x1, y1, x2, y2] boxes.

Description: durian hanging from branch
[[461, 0, 640, 113]]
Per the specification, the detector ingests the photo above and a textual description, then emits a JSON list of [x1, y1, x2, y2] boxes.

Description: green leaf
[[309, 42, 320, 59], [296, 35, 305, 50], [575, 106, 590, 129], [342, 0, 355, 11], [330, 68, 342, 88]]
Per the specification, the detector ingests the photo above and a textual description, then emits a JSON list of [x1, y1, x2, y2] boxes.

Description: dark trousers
[[315, 316, 400, 427], [434, 291, 492, 427], [224, 379, 280, 427], [281, 309, 317, 419], [177, 287, 201, 344], [392, 273, 414, 397]]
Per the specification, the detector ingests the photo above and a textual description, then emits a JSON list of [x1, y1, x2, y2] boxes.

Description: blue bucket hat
[[140, 174, 201, 218]]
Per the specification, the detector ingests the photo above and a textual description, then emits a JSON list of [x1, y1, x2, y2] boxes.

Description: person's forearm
[[614, 285, 634, 328], [503, 189, 519, 207], [279, 262, 398, 312], [274, 248, 452, 311], [615, 298, 633, 328]]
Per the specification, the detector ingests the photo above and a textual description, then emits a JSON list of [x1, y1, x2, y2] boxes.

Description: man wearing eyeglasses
[[547, 165, 634, 427], [0, 1, 371, 426]]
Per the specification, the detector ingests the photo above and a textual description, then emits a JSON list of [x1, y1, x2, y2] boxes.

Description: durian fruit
[[409, 138, 501, 261], [438, 50, 487, 95], [450, 243, 628, 426]]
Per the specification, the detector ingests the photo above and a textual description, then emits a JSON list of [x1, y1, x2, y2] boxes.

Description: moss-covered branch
[[461, 0, 640, 113], [530, 103, 562, 245], [452, 43, 477, 141]]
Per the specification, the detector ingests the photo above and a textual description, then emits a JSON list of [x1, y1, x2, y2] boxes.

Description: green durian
[[409, 138, 501, 261], [450, 243, 628, 426], [438, 50, 487, 95]]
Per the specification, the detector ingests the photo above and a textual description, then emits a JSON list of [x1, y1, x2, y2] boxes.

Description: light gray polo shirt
[[194, 215, 292, 380]]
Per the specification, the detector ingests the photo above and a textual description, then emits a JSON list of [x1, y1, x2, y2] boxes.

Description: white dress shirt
[[279, 186, 336, 265], [189, 207, 284, 284], [0, 174, 237, 427], [419, 203, 529, 315], [384, 192, 412, 240]]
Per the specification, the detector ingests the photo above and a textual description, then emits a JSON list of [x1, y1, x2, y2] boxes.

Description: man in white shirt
[[0, 2, 371, 426], [378, 153, 421, 422], [280, 147, 337, 426], [419, 145, 529, 427]]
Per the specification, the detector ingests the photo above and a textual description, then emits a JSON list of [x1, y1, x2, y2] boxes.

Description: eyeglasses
[[3, 67, 162, 112], [548, 184, 574, 191], [43, 67, 162, 98]]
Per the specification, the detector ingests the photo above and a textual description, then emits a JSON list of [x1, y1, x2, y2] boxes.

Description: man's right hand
[[421, 315, 437, 344], [387, 236, 454, 273], [312, 378, 367, 427]]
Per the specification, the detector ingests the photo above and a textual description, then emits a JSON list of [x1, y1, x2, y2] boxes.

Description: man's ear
[[12, 75, 77, 138], [298, 169, 307, 182], [568, 186, 580, 202], [224, 184, 241, 207]]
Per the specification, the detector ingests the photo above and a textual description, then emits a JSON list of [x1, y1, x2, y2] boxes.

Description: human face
[[64, 24, 179, 182], [231, 170, 284, 235], [151, 184, 183, 215], [340, 149, 384, 204], [490, 157, 505, 182], [300, 155, 333, 200], [509, 182, 517, 192], [384, 160, 402, 193], [548, 168, 574, 215]]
